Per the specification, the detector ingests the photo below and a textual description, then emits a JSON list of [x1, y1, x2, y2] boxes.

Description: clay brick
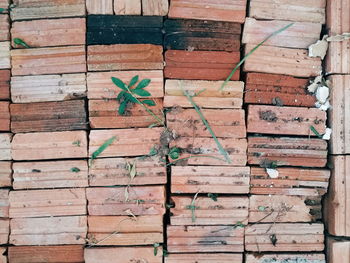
[[11, 0, 86, 21], [248, 136, 328, 168], [0, 247, 5, 263], [170, 137, 247, 166], [165, 80, 244, 109], [245, 223, 324, 252], [0, 0, 8, 10], [243, 18, 321, 49], [0, 15, 9, 41], [89, 128, 162, 158], [250, 167, 330, 196], [11, 74, 87, 103], [326, 41, 350, 74], [165, 254, 243, 263], [11, 18, 86, 48], [245, 73, 315, 107], [10, 216, 87, 245], [247, 105, 326, 136], [89, 99, 164, 129], [89, 157, 166, 186], [167, 225, 244, 253], [9, 189, 86, 218], [11, 46, 86, 76], [114, 0, 141, 15], [13, 160, 88, 189], [244, 45, 322, 77], [12, 131, 87, 161], [171, 196, 248, 225], [87, 215, 163, 245], [246, 253, 326, 263], [0, 189, 9, 218], [87, 70, 163, 99], [0, 101, 9, 131], [84, 247, 162, 263], [9, 245, 84, 263], [0, 219, 9, 244], [328, 75, 350, 154], [327, 237, 350, 263], [0, 70, 10, 100], [168, 0, 247, 23], [171, 166, 250, 194], [142, 0, 168, 16], [164, 19, 241, 51], [86, 0, 113, 14], [324, 156, 350, 236], [0, 133, 11, 161], [87, 44, 163, 71], [0, 161, 11, 187], [10, 100, 87, 133], [249, 0, 326, 23], [165, 50, 240, 80], [86, 186, 165, 216], [0, 42, 10, 69]]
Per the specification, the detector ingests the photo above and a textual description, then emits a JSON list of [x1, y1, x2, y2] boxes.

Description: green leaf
[[129, 75, 139, 88], [233, 221, 245, 228], [72, 140, 81, 147], [208, 193, 218, 202], [111, 77, 127, 91], [132, 88, 151, 97], [90, 136, 117, 163], [13, 38, 30, 48], [310, 125, 322, 138], [124, 93, 138, 103], [258, 206, 266, 211], [0, 8, 5, 13], [135, 79, 151, 89], [118, 101, 127, 115], [142, 99, 156, 106], [169, 147, 180, 160], [71, 167, 80, 173], [148, 147, 158, 156], [116, 91, 127, 101], [153, 243, 160, 256]]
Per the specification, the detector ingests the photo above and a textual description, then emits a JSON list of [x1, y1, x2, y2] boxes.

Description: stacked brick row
[[324, 0, 350, 262], [242, 1, 329, 262]]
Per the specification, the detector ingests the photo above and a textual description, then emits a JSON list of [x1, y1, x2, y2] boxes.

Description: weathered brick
[[9, 245, 84, 263], [10, 216, 87, 245], [168, 0, 247, 23], [248, 136, 328, 167], [0, 247, 5, 263], [87, 44, 163, 71], [0, 101, 10, 131], [250, 167, 330, 196], [245, 223, 324, 252], [171, 196, 248, 225], [249, 0, 326, 23], [0, 70, 10, 100], [165, 50, 240, 80], [11, 18, 86, 48], [13, 160, 88, 189], [87, 215, 163, 246], [165, 254, 243, 263], [165, 80, 244, 109], [245, 73, 315, 107], [11, 0, 86, 21], [0, 161, 11, 187], [0, 133, 11, 161], [0, 189, 9, 217], [9, 189, 86, 218], [0, 14, 9, 41], [12, 131, 88, 161], [11, 46, 86, 76], [86, 186, 165, 216], [11, 74, 87, 103], [244, 45, 322, 77], [246, 253, 326, 263], [0, 42, 10, 69], [114, 0, 141, 15], [142, 0, 168, 16], [89, 128, 162, 158], [327, 237, 350, 263], [0, 219, 9, 244], [247, 105, 326, 136], [89, 157, 166, 186], [167, 225, 244, 253], [171, 166, 250, 194], [86, 0, 113, 14]]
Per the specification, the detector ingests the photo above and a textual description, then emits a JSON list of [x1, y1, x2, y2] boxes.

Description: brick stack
[[243, 1, 329, 262], [165, 1, 248, 262], [324, 0, 350, 262], [7, 1, 87, 262]]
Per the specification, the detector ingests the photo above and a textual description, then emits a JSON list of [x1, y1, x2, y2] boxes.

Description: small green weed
[[13, 38, 30, 48]]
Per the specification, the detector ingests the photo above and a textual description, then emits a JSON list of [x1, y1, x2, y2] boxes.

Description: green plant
[[310, 125, 322, 138], [186, 192, 200, 223], [169, 147, 180, 160], [153, 243, 160, 256], [13, 38, 30, 48], [208, 193, 218, 201], [70, 167, 80, 173], [89, 136, 116, 165], [72, 140, 81, 147], [0, 8, 6, 13]]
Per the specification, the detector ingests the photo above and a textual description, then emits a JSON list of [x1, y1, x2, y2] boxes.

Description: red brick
[[114, 0, 141, 15], [87, 44, 163, 71], [168, 0, 247, 23], [86, 186, 165, 216], [0, 70, 10, 100], [10, 216, 87, 245], [89, 157, 166, 186], [327, 237, 350, 263], [0, 101, 10, 131], [0, 189, 9, 218], [0, 15, 9, 41], [0, 133, 11, 161], [9, 245, 84, 263], [165, 50, 240, 80], [245, 223, 324, 252], [87, 215, 163, 246], [11, 18, 86, 48], [0, 161, 11, 187], [13, 160, 88, 189], [0, 247, 5, 263], [12, 131, 87, 161], [0, 42, 10, 69], [246, 253, 326, 263], [165, 254, 243, 263], [142, 0, 168, 16], [171, 166, 250, 194], [0, 219, 9, 244], [11, 46, 86, 76], [245, 73, 315, 107], [86, 0, 113, 14], [248, 136, 328, 168]]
